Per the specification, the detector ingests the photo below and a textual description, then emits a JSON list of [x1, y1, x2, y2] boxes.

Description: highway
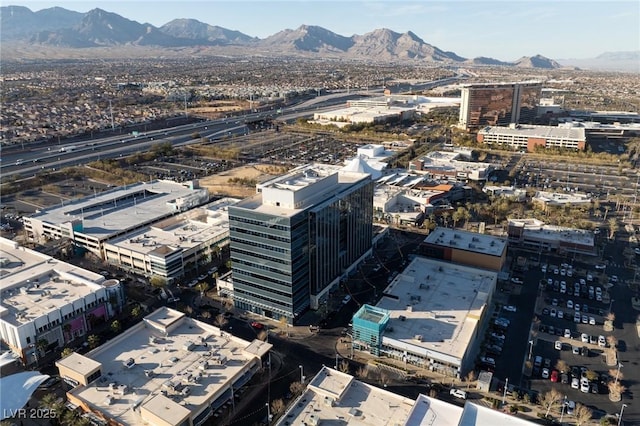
[[0, 76, 463, 179]]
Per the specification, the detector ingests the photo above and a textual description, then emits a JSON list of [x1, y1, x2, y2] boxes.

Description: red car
[[250, 321, 264, 329], [550, 370, 559, 382]]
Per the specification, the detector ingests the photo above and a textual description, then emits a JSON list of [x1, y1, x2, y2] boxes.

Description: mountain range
[[1, 5, 636, 71]]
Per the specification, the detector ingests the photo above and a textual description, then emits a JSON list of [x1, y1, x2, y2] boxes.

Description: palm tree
[[60, 347, 74, 359], [131, 306, 142, 318], [196, 282, 209, 297], [110, 320, 121, 334], [608, 218, 618, 240]]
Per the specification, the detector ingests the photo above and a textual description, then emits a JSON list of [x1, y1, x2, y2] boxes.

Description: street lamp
[[617, 403, 628, 426], [299, 365, 304, 383], [615, 363, 624, 384], [559, 395, 567, 424], [502, 378, 509, 407], [528, 340, 534, 360], [266, 402, 272, 424]]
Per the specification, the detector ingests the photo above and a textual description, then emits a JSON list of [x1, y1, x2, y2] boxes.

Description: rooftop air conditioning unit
[[413, 334, 423, 342]]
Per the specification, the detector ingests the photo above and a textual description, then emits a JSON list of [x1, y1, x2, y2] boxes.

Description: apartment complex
[[458, 82, 542, 131], [421, 227, 508, 271], [477, 124, 587, 152], [352, 257, 497, 377], [229, 164, 374, 324], [56, 307, 272, 426], [0, 238, 123, 365], [102, 198, 238, 282]]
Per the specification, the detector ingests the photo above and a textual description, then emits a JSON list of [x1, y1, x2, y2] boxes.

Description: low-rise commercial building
[[409, 150, 493, 181], [507, 218, 596, 256], [421, 227, 508, 271], [482, 185, 527, 201], [532, 191, 591, 210], [0, 238, 123, 366], [277, 367, 537, 426], [56, 307, 272, 426], [102, 198, 238, 282], [24, 180, 209, 255], [477, 124, 587, 152], [352, 257, 497, 377]]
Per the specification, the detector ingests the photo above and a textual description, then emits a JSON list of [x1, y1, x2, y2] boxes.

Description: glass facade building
[[229, 166, 374, 324], [458, 82, 542, 131]]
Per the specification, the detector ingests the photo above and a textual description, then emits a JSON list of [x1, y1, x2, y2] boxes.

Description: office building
[[56, 307, 272, 426], [477, 124, 587, 152], [421, 227, 507, 271], [352, 257, 497, 377], [531, 191, 591, 210], [24, 180, 209, 255], [102, 198, 238, 282], [229, 164, 374, 324], [0, 238, 123, 365], [458, 82, 542, 131], [507, 218, 596, 256], [409, 149, 494, 181]]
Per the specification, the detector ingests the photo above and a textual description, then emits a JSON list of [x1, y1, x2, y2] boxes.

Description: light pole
[[266, 402, 271, 424], [502, 377, 509, 407], [559, 395, 567, 424], [617, 403, 628, 426], [528, 340, 534, 360], [609, 299, 615, 314], [615, 362, 624, 384], [299, 365, 304, 383]]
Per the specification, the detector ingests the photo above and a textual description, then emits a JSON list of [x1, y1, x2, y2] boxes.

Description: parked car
[[564, 329, 571, 338], [572, 346, 580, 355], [480, 356, 495, 366], [542, 368, 550, 379], [555, 341, 563, 350], [558, 310, 564, 319], [566, 300, 574, 309], [580, 346, 589, 356], [503, 305, 517, 312], [561, 373, 569, 384], [589, 317, 596, 325], [580, 378, 590, 393], [571, 378, 579, 389], [342, 295, 352, 305], [565, 400, 576, 415], [598, 335, 606, 347], [550, 370, 559, 382], [581, 333, 589, 343], [250, 321, 264, 329], [450, 388, 467, 399]]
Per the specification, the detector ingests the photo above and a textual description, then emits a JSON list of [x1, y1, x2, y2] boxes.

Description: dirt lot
[[198, 163, 286, 198]]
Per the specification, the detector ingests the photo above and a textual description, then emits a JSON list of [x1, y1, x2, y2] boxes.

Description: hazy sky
[[7, 0, 640, 60]]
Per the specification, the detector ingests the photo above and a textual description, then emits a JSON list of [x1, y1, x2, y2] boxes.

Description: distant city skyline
[[6, 0, 639, 60]]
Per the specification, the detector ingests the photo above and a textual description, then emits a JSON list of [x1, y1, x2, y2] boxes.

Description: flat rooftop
[[0, 238, 105, 326], [275, 366, 415, 426], [479, 124, 586, 140], [533, 191, 591, 205], [376, 257, 496, 363], [405, 394, 463, 426], [509, 218, 595, 247], [67, 308, 271, 426], [424, 227, 507, 257], [28, 180, 208, 240], [234, 164, 369, 216], [105, 198, 238, 255], [458, 402, 537, 426]]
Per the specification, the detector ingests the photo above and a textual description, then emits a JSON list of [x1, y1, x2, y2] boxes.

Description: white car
[[598, 335, 606, 347], [554, 268, 560, 275], [611, 275, 618, 283], [550, 309, 557, 318], [595, 264, 606, 270], [580, 378, 590, 393], [450, 388, 467, 399], [555, 341, 563, 350], [635, 247, 640, 255], [572, 346, 580, 355], [560, 269, 566, 276], [503, 305, 517, 312], [511, 277, 523, 284], [480, 356, 495, 365], [567, 269, 573, 277], [567, 300, 574, 309], [571, 377, 579, 389], [581, 333, 589, 343], [574, 312, 581, 323], [558, 310, 564, 319], [564, 329, 571, 338], [541, 264, 547, 273], [542, 368, 550, 379], [589, 317, 596, 325], [582, 315, 589, 324]]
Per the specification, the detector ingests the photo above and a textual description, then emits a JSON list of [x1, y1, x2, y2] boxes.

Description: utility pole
[[109, 99, 115, 130]]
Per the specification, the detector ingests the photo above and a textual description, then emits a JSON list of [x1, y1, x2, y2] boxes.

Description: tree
[[110, 320, 121, 334], [36, 338, 49, 354], [339, 360, 350, 374], [608, 368, 624, 383], [356, 366, 369, 380], [465, 370, 477, 389], [87, 334, 100, 349], [214, 313, 228, 329], [573, 403, 593, 426], [555, 359, 569, 374], [40, 392, 64, 415], [606, 335, 618, 348], [585, 370, 598, 381], [290, 381, 305, 396], [149, 276, 166, 288], [60, 347, 74, 359], [607, 381, 625, 402], [271, 399, 286, 416], [540, 388, 562, 417], [201, 310, 212, 320], [196, 282, 209, 296], [131, 306, 142, 318], [608, 218, 618, 240]]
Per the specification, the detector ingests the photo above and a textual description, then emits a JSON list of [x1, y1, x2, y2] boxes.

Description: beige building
[[56, 307, 271, 426]]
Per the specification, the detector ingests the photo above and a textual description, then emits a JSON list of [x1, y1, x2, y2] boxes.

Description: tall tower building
[[458, 81, 542, 131], [229, 164, 374, 324]]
